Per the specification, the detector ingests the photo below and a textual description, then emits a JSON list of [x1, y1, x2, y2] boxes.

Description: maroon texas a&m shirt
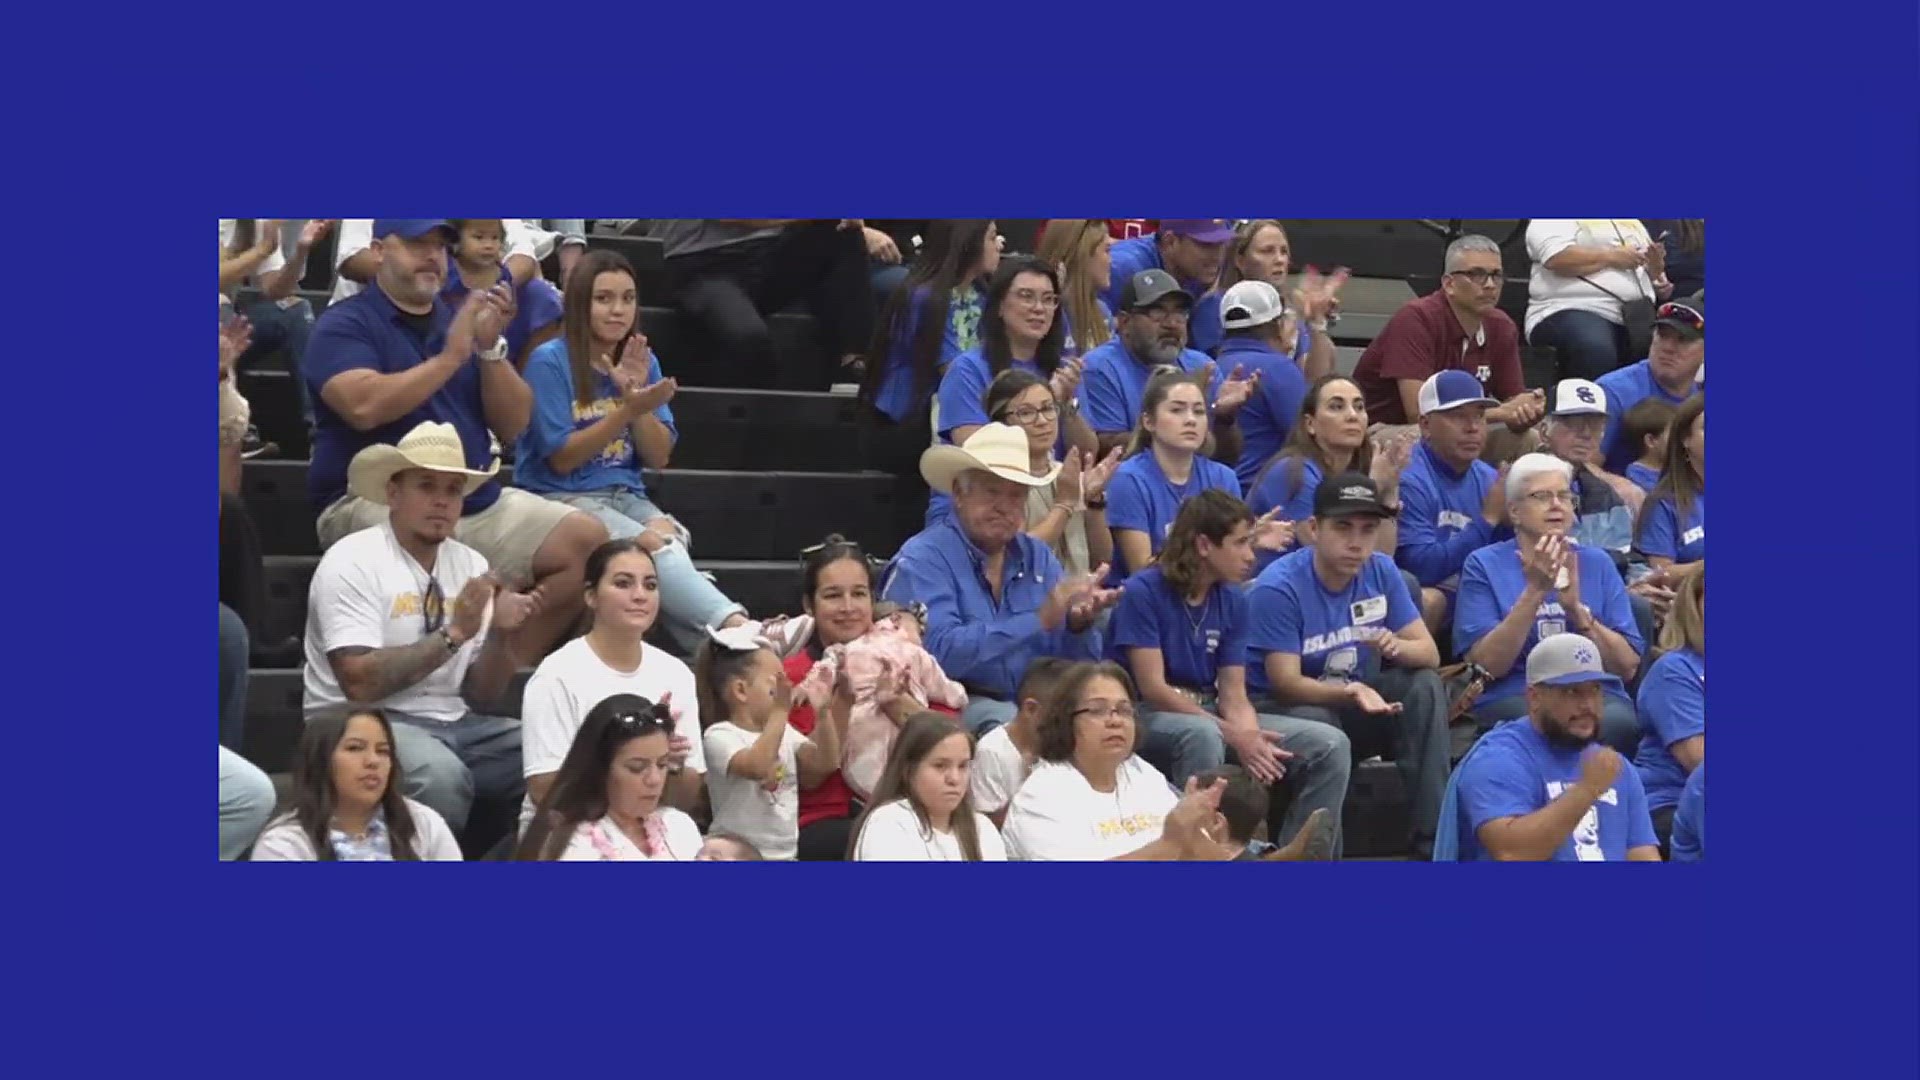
[[1352, 289, 1523, 424]]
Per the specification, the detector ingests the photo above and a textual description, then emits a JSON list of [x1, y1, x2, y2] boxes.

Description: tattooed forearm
[[461, 632, 517, 714], [328, 636, 453, 704]]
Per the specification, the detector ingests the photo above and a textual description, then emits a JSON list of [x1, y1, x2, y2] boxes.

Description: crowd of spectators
[[218, 218, 1705, 862]]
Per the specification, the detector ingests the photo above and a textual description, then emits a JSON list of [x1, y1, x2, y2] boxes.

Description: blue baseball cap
[[1526, 633, 1622, 689], [1416, 369, 1499, 417], [1159, 219, 1235, 245], [371, 219, 457, 243]]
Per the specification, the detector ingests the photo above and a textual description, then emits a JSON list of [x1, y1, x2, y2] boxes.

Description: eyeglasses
[[1073, 701, 1136, 721], [997, 401, 1059, 424], [1011, 289, 1060, 310], [1445, 268, 1504, 286], [1522, 490, 1576, 507], [1135, 306, 1189, 324], [422, 578, 445, 635]]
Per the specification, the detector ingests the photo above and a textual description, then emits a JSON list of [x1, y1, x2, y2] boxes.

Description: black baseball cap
[[1313, 472, 1396, 520], [1654, 292, 1704, 339], [1120, 268, 1192, 311]]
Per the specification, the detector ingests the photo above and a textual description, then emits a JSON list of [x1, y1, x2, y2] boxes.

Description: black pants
[[1282, 667, 1452, 856], [219, 494, 267, 645], [664, 222, 874, 381], [1651, 804, 1676, 860], [798, 809, 861, 861]]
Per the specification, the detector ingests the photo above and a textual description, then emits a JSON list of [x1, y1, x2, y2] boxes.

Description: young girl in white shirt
[[517, 693, 703, 861], [698, 625, 843, 861], [252, 710, 462, 861], [850, 712, 1007, 861]]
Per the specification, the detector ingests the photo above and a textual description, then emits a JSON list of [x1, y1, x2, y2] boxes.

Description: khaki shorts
[[317, 487, 578, 582]]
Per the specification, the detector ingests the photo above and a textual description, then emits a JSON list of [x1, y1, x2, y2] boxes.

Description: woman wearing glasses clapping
[[1454, 453, 1645, 754], [979, 368, 1121, 578], [518, 693, 703, 861], [1001, 661, 1232, 861]]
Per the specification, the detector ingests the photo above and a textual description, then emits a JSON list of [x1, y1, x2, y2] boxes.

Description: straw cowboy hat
[[347, 421, 499, 506], [920, 422, 1062, 495]]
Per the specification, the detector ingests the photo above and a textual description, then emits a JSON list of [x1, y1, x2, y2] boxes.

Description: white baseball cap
[[1220, 280, 1287, 330], [1549, 379, 1608, 417]]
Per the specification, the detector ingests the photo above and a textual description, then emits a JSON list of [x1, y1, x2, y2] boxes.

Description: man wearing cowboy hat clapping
[[304, 219, 609, 666], [881, 424, 1123, 735], [302, 421, 542, 836]]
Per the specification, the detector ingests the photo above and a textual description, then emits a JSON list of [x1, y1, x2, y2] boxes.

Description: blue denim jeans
[[218, 604, 249, 752], [961, 696, 1020, 736], [238, 297, 316, 422], [1138, 709, 1353, 856], [1529, 309, 1629, 382], [545, 488, 747, 653], [219, 747, 276, 860], [387, 712, 525, 835]]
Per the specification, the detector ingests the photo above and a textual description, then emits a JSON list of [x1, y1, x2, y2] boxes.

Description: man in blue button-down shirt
[[882, 424, 1120, 734]]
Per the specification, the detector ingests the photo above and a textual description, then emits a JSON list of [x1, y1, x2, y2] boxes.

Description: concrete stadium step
[[258, 555, 806, 649], [240, 667, 537, 775], [240, 460, 908, 561], [1284, 220, 1529, 284], [233, 376, 870, 474]]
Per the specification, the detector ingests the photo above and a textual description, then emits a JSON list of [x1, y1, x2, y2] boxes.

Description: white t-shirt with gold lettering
[[1002, 757, 1179, 861]]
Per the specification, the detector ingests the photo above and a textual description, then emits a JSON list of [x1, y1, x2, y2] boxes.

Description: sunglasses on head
[[1657, 302, 1704, 331], [611, 705, 672, 730]]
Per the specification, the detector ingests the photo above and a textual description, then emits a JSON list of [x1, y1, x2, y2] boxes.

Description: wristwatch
[[478, 339, 509, 363]]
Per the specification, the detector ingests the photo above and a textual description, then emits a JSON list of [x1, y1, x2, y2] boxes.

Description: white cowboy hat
[[346, 421, 499, 506], [920, 423, 1062, 496]]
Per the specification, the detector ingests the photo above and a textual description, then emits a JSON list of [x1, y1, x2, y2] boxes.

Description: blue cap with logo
[[1416, 369, 1499, 416], [371, 219, 457, 243], [1526, 633, 1622, 688]]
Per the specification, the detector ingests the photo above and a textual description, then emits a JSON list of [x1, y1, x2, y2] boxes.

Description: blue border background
[[27, 1, 1916, 1074]]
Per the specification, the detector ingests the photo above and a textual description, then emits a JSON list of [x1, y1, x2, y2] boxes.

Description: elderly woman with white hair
[[1453, 452, 1645, 754]]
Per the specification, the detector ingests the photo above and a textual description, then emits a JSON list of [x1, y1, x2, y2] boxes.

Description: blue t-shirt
[[303, 285, 502, 515], [1099, 235, 1213, 329], [1396, 441, 1504, 590], [1633, 647, 1705, 813], [1455, 718, 1659, 861], [1107, 566, 1250, 690], [1453, 539, 1643, 706], [1104, 451, 1242, 582], [1061, 299, 1115, 362], [1624, 461, 1660, 493], [1597, 360, 1700, 474], [1245, 456, 1320, 574], [1636, 492, 1706, 564], [1218, 336, 1308, 489], [513, 338, 678, 496], [1244, 549, 1420, 697], [1670, 762, 1705, 862], [1078, 339, 1216, 436], [869, 285, 985, 423], [441, 262, 564, 366], [1189, 292, 1318, 363]]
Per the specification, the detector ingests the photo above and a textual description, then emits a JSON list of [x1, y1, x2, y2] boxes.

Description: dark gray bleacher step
[[241, 460, 910, 561], [637, 305, 828, 392], [258, 555, 806, 650], [233, 375, 870, 474], [1283, 220, 1528, 284]]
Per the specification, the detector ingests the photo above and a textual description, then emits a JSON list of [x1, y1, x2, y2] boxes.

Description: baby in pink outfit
[[797, 602, 967, 800]]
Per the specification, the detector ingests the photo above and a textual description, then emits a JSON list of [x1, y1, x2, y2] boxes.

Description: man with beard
[[882, 424, 1120, 734], [1451, 633, 1660, 861], [1099, 219, 1233, 314], [1080, 269, 1253, 459], [306, 220, 609, 665]]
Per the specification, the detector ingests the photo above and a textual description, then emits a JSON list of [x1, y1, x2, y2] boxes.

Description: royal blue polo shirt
[[1218, 336, 1308, 489], [1597, 360, 1701, 473], [1396, 440, 1505, 590], [1078, 339, 1218, 436], [513, 337, 677, 496], [1061, 298, 1115, 361], [1452, 539, 1643, 707], [879, 518, 1103, 699], [441, 261, 563, 366], [304, 284, 502, 515], [869, 285, 985, 423], [1245, 548, 1420, 698], [1107, 566, 1251, 691], [1104, 451, 1242, 582], [1453, 718, 1659, 861], [1633, 647, 1705, 813], [1636, 492, 1706, 564]]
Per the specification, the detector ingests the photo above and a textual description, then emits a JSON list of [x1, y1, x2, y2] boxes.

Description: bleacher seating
[[227, 219, 1583, 859]]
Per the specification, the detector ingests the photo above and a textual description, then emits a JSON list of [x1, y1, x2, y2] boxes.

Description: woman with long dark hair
[[252, 710, 462, 861], [513, 249, 747, 651], [1634, 396, 1705, 570], [1246, 374, 1407, 566], [861, 220, 1002, 426], [518, 693, 704, 861], [933, 257, 1096, 455], [849, 712, 1006, 860]]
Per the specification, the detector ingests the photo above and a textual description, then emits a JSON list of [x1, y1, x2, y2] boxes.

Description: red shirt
[[1352, 290, 1523, 424]]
